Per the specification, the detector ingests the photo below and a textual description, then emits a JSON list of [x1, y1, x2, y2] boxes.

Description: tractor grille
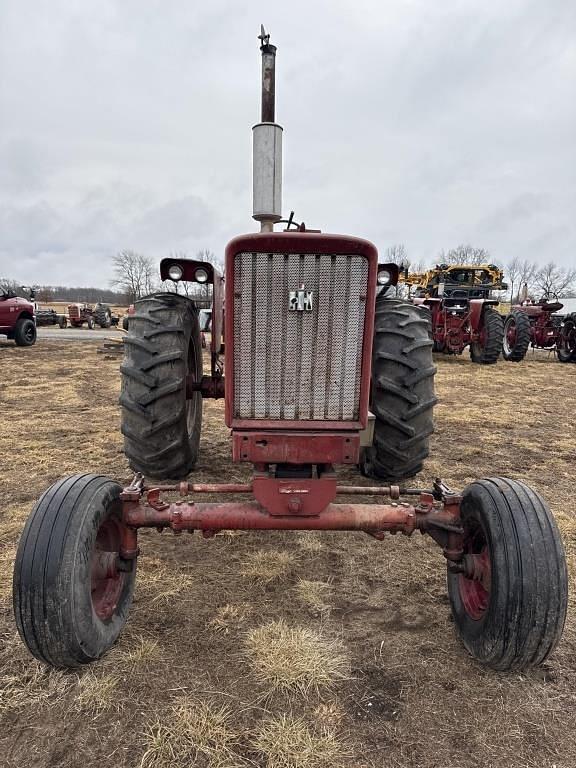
[[233, 251, 369, 421]]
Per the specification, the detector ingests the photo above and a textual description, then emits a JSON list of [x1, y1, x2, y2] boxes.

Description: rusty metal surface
[[124, 499, 419, 533], [186, 374, 225, 400], [121, 479, 462, 542], [232, 431, 359, 464], [259, 26, 276, 122], [253, 475, 338, 516]]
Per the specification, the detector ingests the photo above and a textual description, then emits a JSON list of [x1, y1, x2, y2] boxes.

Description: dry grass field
[[0, 338, 575, 768]]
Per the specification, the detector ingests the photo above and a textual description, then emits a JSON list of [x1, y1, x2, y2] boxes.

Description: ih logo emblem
[[288, 284, 313, 312]]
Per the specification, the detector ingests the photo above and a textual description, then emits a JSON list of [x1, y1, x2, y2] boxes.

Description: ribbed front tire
[[361, 296, 436, 482], [13, 474, 136, 668], [120, 292, 203, 480], [448, 478, 567, 670]]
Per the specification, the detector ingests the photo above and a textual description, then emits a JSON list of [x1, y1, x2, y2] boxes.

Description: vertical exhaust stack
[[253, 26, 283, 232]]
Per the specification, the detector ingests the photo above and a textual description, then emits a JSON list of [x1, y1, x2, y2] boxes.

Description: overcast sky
[[1, 0, 574, 287]]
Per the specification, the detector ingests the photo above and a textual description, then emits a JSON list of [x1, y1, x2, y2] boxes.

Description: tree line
[[385, 243, 576, 301], [4, 244, 573, 306], [0, 277, 128, 304], [110, 249, 222, 305]]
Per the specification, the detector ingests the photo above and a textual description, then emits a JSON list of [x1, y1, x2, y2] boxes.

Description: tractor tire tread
[[362, 296, 436, 482], [120, 292, 202, 480], [447, 477, 567, 670], [502, 310, 531, 362]]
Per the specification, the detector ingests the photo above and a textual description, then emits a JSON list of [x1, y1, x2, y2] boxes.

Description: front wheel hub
[[458, 530, 491, 620], [91, 518, 126, 620]]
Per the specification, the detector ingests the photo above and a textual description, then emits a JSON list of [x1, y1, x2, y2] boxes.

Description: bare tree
[[441, 244, 493, 266], [534, 261, 576, 298], [383, 244, 410, 297], [385, 244, 409, 268], [0, 277, 23, 293], [111, 251, 157, 302], [506, 256, 521, 303], [513, 259, 538, 301]]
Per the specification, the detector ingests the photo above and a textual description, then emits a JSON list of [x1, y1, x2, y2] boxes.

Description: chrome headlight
[[168, 264, 183, 281]]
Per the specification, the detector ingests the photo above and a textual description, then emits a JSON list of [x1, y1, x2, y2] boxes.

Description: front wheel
[[14, 318, 37, 347], [87, 316, 95, 330], [557, 313, 576, 363], [469, 308, 504, 364], [13, 474, 136, 668], [447, 477, 567, 670]]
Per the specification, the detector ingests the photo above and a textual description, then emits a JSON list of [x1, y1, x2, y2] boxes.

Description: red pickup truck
[[0, 288, 37, 346]]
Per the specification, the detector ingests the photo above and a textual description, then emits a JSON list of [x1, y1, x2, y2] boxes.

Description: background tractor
[[402, 264, 506, 363], [68, 301, 119, 329], [13, 29, 567, 675], [503, 289, 576, 363]]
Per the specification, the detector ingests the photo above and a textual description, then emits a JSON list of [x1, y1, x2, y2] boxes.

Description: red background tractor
[[406, 264, 506, 364], [503, 295, 576, 363]]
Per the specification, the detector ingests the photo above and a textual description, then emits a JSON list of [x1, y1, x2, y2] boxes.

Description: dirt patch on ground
[[1, 340, 575, 767]]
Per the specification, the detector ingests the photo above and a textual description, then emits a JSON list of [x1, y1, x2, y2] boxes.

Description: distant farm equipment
[[503, 293, 576, 363], [35, 308, 67, 328], [68, 302, 119, 329], [402, 264, 507, 363]]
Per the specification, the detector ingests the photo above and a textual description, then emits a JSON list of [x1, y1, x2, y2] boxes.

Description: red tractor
[[502, 294, 576, 363], [68, 303, 96, 329], [0, 287, 36, 346], [13, 30, 567, 673], [404, 263, 506, 364]]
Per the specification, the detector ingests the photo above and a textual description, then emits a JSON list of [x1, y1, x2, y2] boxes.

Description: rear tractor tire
[[502, 309, 531, 362], [469, 307, 504, 364], [557, 313, 576, 363], [360, 296, 436, 483], [13, 474, 136, 667], [120, 292, 203, 480], [448, 477, 567, 670]]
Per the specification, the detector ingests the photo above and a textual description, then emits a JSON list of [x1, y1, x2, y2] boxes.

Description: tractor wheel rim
[[91, 518, 125, 621], [458, 522, 491, 621], [565, 321, 576, 353], [503, 319, 516, 353]]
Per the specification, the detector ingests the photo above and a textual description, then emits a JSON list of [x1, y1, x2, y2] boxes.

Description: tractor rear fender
[[469, 299, 499, 331]]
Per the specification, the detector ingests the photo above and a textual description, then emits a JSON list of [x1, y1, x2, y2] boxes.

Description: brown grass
[[245, 619, 351, 696], [140, 699, 247, 768], [241, 549, 297, 584], [209, 603, 252, 633], [75, 671, 120, 713], [294, 579, 333, 616], [251, 714, 349, 768], [0, 660, 73, 714], [1, 340, 575, 768]]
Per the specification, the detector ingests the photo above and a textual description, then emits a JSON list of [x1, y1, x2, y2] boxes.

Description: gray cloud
[[1, 0, 574, 286]]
